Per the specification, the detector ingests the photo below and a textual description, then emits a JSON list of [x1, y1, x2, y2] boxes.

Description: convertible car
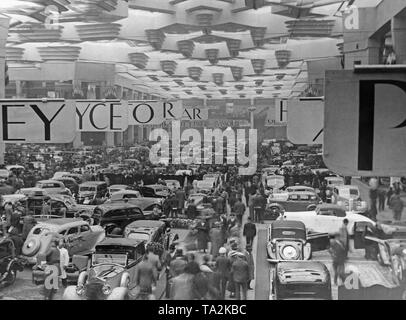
[[63, 238, 146, 300], [279, 204, 375, 236]]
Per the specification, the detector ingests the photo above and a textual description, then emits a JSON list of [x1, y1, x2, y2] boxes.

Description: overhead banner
[[287, 98, 324, 145], [75, 100, 128, 132], [0, 99, 76, 143], [182, 107, 209, 121], [128, 100, 183, 125], [324, 68, 406, 176]]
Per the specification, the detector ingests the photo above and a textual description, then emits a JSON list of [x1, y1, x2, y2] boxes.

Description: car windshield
[[127, 232, 150, 241], [95, 245, 135, 261], [32, 227, 50, 235], [272, 228, 306, 240], [80, 186, 96, 192]]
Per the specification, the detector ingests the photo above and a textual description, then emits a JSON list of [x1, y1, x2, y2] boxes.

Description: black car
[[270, 261, 332, 300], [93, 203, 146, 236]]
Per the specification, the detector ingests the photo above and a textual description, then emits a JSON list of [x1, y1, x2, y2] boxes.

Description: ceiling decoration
[[3, 0, 351, 100]]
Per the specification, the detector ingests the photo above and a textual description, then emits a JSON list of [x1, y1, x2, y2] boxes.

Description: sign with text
[[0, 99, 76, 143], [324, 68, 406, 176], [287, 98, 324, 145], [128, 100, 183, 125], [75, 100, 128, 132], [275, 99, 288, 124]]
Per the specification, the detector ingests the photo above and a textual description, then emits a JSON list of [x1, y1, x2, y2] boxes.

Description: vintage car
[[124, 220, 178, 250], [279, 204, 375, 236], [108, 185, 134, 195], [164, 180, 181, 191], [145, 184, 170, 197], [325, 176, 345, 189], [269, 261, 332, 300], [354, 221, 406, 285], [332, 185, 367, 213], [267, 191, 322, 216], [109, 190, 142, 201], [92, 202, 147, 235], [0, 238, 26, 287], [77, 181, 108, 204], [266, 221, 329, 262], [286, 186, 317, 193], [63, 238, 146, 300], [54, 177, 79, 195], [22, 218, 105, 263], [121, 198, 162, 219], [265, 175, 285, 191], [35, 180, 71, 196]]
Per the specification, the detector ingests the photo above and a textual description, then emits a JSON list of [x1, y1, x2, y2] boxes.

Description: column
[[72, 80, 83, 148], [392, 16, 406, 64], [105, 132, 115, 147], [127, 125, 135, 145]]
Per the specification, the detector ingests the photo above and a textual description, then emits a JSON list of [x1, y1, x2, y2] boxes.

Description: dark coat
[[243, 222, 257, 238], [215, 256, 231, 278], [231, 258, 249, 283]]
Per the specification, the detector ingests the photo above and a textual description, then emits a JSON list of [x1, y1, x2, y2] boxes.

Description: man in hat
[[209, 222, 223, 258], [215, 247, 231, 299]]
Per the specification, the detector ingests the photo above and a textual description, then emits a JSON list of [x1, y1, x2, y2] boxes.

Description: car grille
[[85, 282, 106, 300]]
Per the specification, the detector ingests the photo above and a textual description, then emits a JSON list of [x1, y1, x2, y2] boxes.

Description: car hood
[[88, 264, 125, 282]]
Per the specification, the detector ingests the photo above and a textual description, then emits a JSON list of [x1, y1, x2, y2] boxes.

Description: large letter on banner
[[324, 68, 406, 177], [0, 99, 76, 143], [128, 100, 183, 125], [287, 98, 324, 145], [75, 100, 128, 132]]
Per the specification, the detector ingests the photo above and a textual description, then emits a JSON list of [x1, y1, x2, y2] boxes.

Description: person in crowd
[[215, 247, 231, 300], [389, 190, 404, 221], [44, 240, 61, 300], [215, 194, 225, 216], [186, 199, 197, 220], [170, 262, 196, 300], [252, 190, 266, 223], [58, 239, 69, 288], [378, 189, 386, 212], [209, 222, 223, 258], [163, 244, 176, 299], [22, 212, 36, 241], [219, 213, 228, 246], [329, 233, 347, 286], [135, 255, 156, 299], [243, 217, 257, 247], [146, 247, 162, 281], [227, 213, 239, 237], [233, 197, 246, 225], [338, 218, 350, 255], [169, 249, 187, 278], [387, 187, 394, 206], [369, 187, 378, 221], [41, 201, 51, 217], [196, 217, 210, 253], [231, 253, 249, 300], [244, 245, 255, 290], [175, 187, 186, 216]]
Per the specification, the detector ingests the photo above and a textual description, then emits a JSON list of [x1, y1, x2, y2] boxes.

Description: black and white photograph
[[0, 0, 405, 309]]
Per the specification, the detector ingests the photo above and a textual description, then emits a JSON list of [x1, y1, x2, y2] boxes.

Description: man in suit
[[215, 247, 231, 299], [233, 197, 246, 225], [135, 255, 156, 298], [175, 187, 186, 216], [231, 254, 249, 300], [243, 217, 257, 247]]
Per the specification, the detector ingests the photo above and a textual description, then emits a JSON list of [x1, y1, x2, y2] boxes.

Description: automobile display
[[267, 220, 329, 262], [62, 238, 146, 300]]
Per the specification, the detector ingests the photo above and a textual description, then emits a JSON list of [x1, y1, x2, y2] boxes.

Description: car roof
[[277, 261, 328, 274], [288, 191, 316, 196], [38, 218, 84, 228], [271, 220, 305, 230], [80, 181, 106, 186], [335, 185, 359, 190], [97, 238, 144, 247], [37, 180, 63, 184], [317, 204, 345, 211], [109, 185, 129, 188], [95, 202, 141, 211], [126, 220, 165, 229]]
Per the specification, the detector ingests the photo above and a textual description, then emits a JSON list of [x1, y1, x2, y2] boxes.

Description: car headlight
[[76, 284, 85, 295], [27, 240, 35, 248], [282, 245, 298, 260], [102, 284, 111, 295]]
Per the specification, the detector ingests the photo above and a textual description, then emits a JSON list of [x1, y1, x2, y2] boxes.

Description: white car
[[35, 180, 71, 196], [278, 204, 375, 236], [332, 185, 368, 213]]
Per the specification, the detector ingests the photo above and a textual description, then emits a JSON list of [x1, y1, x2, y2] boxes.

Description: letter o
[[132, 103, 154, 124]]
